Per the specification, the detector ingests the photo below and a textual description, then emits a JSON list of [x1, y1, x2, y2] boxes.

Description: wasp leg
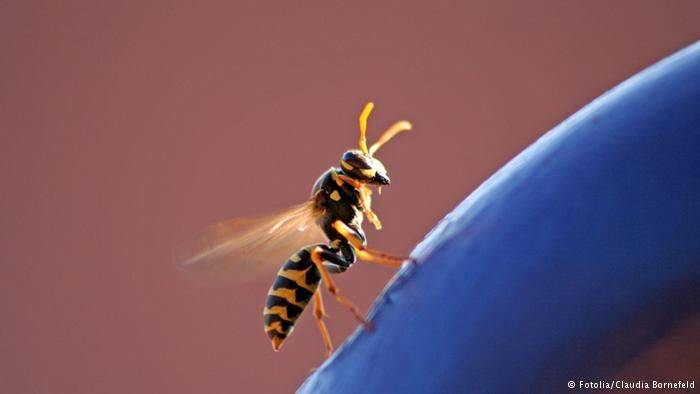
[[324, 263, 347, 274], [336, 174, 382, 229], [313, 290, 333, 357], [310, 246, 370, 327], [332, 220, 408, 267], [323, 240, 353, 274], [336, 174, 362, 188], [321, 239, 356, 274]]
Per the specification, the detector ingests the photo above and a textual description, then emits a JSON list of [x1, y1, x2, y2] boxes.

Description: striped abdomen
[[264, 246, 322, 351]]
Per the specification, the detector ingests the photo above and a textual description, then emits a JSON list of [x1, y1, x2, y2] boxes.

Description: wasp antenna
[[358, 102, 374, 154], [368, 120, 412, 156]]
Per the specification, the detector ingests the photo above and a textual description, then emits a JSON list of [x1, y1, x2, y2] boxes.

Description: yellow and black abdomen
[[264, 246, 322, 351]]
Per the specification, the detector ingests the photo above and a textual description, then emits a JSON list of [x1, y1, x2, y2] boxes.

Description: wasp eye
[[360, 168, 377, 178]]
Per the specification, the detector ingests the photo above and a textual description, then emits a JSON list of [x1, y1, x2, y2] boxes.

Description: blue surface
[[298, 42, 700, 394]]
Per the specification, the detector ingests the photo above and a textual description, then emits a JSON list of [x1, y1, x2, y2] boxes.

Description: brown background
[[2, 1, 699, 393]]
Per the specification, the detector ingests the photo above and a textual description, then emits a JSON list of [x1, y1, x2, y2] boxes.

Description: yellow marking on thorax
[[331, 170, 344, 186], [278, 267, 315, 292], [264, 306, 293, 321], [268, 288, 306, 308], [290, 253, 302, 263], [329, 190, 341, 201]]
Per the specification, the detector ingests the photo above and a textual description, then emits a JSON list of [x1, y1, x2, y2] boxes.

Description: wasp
[[174, 102, 412, 356]]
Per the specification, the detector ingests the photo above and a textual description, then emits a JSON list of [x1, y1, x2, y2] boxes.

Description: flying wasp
[[174, 102, 412, 356]]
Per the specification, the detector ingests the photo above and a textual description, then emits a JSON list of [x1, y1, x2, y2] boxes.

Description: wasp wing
[[174, 200, 326, 282]]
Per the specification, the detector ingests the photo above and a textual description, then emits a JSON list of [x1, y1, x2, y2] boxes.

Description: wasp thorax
[[340, 150, 390, 185]]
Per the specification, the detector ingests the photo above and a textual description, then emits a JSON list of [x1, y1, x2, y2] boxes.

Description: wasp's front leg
[[359, 186, 382, 230], [336, 174, 382, 230]]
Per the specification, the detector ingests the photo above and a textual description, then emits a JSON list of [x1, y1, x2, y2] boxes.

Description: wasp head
[[343, 102, 411, 185], [341, 150, 390, 185]]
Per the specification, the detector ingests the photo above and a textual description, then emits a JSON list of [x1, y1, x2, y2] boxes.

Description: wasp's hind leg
[[332, 220, 409, 267], [313, 290, 333, 357], [310, 245, 371, 328]]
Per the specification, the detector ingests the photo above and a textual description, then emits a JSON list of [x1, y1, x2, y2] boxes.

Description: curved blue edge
[[298, 41, 700, 394]]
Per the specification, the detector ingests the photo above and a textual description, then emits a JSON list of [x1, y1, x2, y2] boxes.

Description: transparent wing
[[174, 200, 326, 282]]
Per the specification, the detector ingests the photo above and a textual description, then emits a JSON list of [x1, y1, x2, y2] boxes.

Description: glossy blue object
[[298, 42, 700, 394]]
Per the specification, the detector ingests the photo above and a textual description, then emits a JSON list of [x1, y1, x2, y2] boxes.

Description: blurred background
[[1, 1, 699, 393]]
